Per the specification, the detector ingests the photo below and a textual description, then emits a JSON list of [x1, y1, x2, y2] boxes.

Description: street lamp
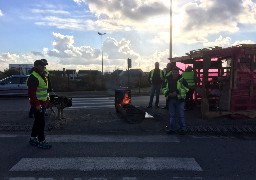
[[98, 32, 106, 75]]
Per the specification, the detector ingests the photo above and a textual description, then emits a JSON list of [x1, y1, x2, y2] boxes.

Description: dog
[[48, 94, 72, 120]]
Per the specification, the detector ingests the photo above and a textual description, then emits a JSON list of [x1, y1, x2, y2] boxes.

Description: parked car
[[0, 75, 29, 96]]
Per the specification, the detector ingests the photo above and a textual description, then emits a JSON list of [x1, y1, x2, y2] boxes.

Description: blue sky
[[0, 0, 255, 72]]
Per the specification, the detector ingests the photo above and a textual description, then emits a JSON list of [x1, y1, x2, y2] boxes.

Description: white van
[[0, 75, 29, 96]]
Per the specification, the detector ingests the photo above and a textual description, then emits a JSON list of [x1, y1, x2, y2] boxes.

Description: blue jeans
[[168, 99, 186, 131], [148, 84, 161, 106]]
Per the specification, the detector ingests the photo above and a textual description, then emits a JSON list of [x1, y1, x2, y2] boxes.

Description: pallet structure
[[170, 44, 256, 114]]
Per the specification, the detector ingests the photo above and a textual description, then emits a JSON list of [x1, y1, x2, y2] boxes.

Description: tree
[[2, 68, 20, 78]]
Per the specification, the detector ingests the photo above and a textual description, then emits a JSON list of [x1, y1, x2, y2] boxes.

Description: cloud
[[31, 9, 70, 15], [0, 10, 3, 16], [238, 0, 256, 24], [44, 32, 142, 69], [203, 35, 232, 47], [72, 0, 170, 33], [173, 0, 256, 44], [0, 52, 37, 70], [74, 0, 169, 21]]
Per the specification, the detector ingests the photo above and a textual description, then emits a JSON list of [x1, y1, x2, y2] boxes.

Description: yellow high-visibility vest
[[31, 71, 48, 101], [182, 71, 195, 87]]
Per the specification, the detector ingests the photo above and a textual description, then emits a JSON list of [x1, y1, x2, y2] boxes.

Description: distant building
[[9, 64, 33, 75], [77, 70, 101, 78], [119, 69, 144, 86], [48, 70, 64, 78], [65, 69, 76, 80]]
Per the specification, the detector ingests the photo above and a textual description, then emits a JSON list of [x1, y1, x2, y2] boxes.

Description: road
[[0, 133, 256, 179], [0, 97, 256, 179], [0, 95, 166, 111]]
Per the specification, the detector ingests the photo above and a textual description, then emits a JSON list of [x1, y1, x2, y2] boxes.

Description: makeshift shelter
[[170, 44, 256, 117]]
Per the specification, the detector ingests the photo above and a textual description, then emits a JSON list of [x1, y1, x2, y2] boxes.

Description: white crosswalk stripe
[[46, 134, 180, 143], [5, 134, 203, 179], [67, 97, 115, 110], [10, 157, 202, 172]]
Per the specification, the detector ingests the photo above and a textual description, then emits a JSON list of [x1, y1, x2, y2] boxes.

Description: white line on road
[[0, 134, 179, 143], [71, 102, 114, 105], [10, 157, 203, 171], [46, 135, 179, 143], [0, 134, 17, 138], [72, 97, 113, 100], [67, 105, 114, 109]]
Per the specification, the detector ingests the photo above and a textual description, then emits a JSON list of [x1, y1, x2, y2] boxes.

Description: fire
[[122, 93, 131, 105]]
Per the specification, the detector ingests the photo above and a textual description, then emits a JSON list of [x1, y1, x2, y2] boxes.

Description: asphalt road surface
[[0, 97, 256, 179], [0, 133, 256, 179]]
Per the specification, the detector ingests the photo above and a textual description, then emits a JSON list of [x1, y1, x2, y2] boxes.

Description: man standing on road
[[27, 60, 52, 149], [28, 59, 52, 118], [162, 67, 189, 135], [147, 62, 164, 108], [162, 62, 175, 109]]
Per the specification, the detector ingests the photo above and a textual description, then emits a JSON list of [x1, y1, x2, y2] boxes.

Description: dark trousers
[[149, 84, 161, 106], [185, 89, 194, 110], [31, 106, 46, 142], [29, 107, 35, 116]]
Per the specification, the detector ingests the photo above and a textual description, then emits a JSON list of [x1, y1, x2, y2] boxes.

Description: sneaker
[[29, 114, 34, 118], [38, 140, 52, 149], [29, 137, 39, 146], [155, 105, 160, 108], [147, 105, 152, 108]]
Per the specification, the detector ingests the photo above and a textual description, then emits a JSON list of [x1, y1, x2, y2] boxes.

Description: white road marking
[[67, 105, 114, 109], [72, 97, 113, 100], [10, 157, 202, 171], [46, 135, 180, 143], [0, 134, 17, 138]]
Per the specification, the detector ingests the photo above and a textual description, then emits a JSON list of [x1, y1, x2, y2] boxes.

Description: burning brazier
[[115, 87, 145, 124]]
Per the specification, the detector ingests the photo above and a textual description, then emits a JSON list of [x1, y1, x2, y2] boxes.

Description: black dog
[[48, 95, 72, 119]]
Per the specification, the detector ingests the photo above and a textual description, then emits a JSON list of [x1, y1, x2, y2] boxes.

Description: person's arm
[[148, 71, 151, 84], [27, 75, 40, 108], [162, 81, 169, 97]]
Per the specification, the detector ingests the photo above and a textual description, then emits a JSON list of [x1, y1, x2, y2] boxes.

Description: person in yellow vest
[[27, 60, 52, 149], [41, 59, 53, 92], [182, 66, 196, 111], [162, 67, 189, 135], [162, 62, 175, 109], [28, 59, 52, 118], [147, 62, 164, 108]]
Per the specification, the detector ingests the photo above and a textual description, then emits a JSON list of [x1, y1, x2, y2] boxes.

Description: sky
[[0, 0, 256, 73]]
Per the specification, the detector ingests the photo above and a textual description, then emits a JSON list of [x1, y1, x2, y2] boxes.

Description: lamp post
[[170, 0, 172, 60], [98, 32, 106, 75]]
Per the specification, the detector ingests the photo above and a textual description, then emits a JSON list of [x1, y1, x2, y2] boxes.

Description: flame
[[122, 93, 131, 105]]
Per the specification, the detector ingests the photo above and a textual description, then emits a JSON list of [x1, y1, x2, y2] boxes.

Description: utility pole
[[127, 58, 132, 88], [170, 0, 172, 60], [98, 32, 106, 75]]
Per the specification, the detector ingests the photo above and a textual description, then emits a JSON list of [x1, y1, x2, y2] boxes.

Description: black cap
[[34, 60, 45, 66], [41, 59, 48, 65]]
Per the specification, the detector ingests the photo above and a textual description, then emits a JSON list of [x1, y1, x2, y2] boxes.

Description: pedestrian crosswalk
[[2, 134, 203, 179]]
